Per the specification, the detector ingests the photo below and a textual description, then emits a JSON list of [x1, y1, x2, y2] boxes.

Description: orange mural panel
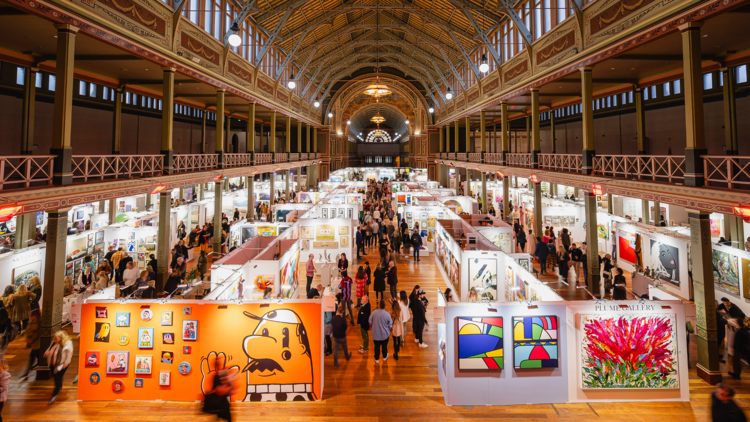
[[77, 301, 323, 402]]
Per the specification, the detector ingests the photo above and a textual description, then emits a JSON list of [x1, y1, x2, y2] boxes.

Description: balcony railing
[[484, 153, 501, 164], [468, 153, 481, 163], [275, 153, 288, 163], [174, 154, 218, 173], [704, 155, 750, 190], [299, 153, 308, 160], [506, 153, 533, 168], [255, 153, 273, 165], [456, 153, 467, 161], [448, 153, 455, 160], [0, 155, 55, 190], [289, 153, 299, 162], [539, 154, 582, 173], [223, 153, 253, 168], [72, 155, 162, 182], [593, 155, 685, 184]]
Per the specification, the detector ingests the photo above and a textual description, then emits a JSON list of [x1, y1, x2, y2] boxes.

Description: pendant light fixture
[[287, 73, 296, 89], [479, 54, 489, 73], [446, 87, 453, 100], [228, 22, 241, 47]]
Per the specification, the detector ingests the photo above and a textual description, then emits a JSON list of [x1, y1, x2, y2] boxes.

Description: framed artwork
[[252, 275, 274, 293], [137, 328, 154, 349], [90, 372, 101, 385], [183, 306, 192, 315], [182, 320, 198, 341], [580, 314, 678, 389], [161, 311, 173, 326], [338, 226, 348, 235], [183, 346, 191, 354], [140, 309, 153, 321], [337, 208, 345, 218], [12, 260, 42, 288], [115, 312, 130, 327], [76, 210, 85, 220], [457, 317, 503, 370], [117, 334, 130, 346], [95, 231, 104, 244], [340, 236, 349, 247], [159, 371, 171, 386], [106, 351, 129, 375], [135, 379, 144, 388], [128, 232, 136, 240], [85, 351, 100, 366], [316, 225, 335, 240], [257, 226, 277, 236], [650, 240, 680, 287], [96, 307, 108, 318], [322, 208, 328, 219], [712, 249, 740, 296], [178, 362, 192, 375], [94, 323, 110, 343], [513, 316, 558, 369], [469, 258, 497, 301], [127, 241, 136, 252], [347, 208, 353, 219], [163, 332, 175, 344], [134, 355, 152, 374], [112, 380, 125, 392], [301, 226, 314, 239], [742, 257, 750, 301], [161, 351, 173, 364]]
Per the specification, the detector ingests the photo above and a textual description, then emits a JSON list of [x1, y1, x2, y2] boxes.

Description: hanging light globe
[[363, 84, 392, 97], [370, 112, 386, 125]]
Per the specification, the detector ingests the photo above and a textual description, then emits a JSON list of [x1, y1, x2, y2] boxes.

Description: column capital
[[54, 24, 80, 34], [678, 21, 704, 32], [580, 65, 595, 73], [216, 88, 226, 93], [161, 66, 176, 73], [530, 87, 540, 92]]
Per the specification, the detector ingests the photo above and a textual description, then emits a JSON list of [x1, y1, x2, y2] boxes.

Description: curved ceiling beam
[[253, 10, 293, 67], [497, 0, 533, 48], [223, 0, 260, 45], [302, 48, 375, 99], [348, 103, 410, 140], [319, 64, 433, 108], [295, 11, 378, 57]]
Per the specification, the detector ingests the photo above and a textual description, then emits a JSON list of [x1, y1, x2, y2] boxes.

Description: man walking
[[369, 300, 393, 363], [533, 237, 550, 275], [387, 261, 398, 299], [410, 230, 423, 262], [356, 227, 364, 259]]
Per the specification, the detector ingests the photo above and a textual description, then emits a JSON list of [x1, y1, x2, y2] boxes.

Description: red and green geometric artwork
[[581, 314, 679, 389], [512, 316, 559, 369], [457, 317, 503, 370]]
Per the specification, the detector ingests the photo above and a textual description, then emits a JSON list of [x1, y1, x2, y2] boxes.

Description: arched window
[[364, 130, 393, 143]]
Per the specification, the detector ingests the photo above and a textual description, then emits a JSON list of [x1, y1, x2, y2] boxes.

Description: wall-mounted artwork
[[134, 355, 152, 374], [457, 317, 503, 370], [742, 257, 750, 301], [580, 314, 678, 389], [338, 226, 348, 235], [469, 258, 497, 301], [713, 249, 740, 296], [12, 260, 42, 288], [257, 226, 277, 236], [513, 316, 558, 369], [650, 240, 680, 287], [106, 351, 129, 375], [301, 226, 314, 239], [340, 236, 349, 247], [316, 225, 335, 240]]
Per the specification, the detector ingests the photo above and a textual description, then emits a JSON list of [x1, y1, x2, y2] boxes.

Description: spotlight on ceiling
[[479, 54, 489, 73], [228, 22, 241, 47], [446, 87, 453, 100], [347, 120, 351, 125]]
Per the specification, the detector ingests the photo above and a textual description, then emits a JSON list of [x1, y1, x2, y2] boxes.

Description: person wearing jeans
[[331, 307, 351, 369], [305, 255, 316, 296], [410, 230, 423, 261], [387, 261, 398, 300], [368, 300, 393, 363], [43, 330, 73, 404]]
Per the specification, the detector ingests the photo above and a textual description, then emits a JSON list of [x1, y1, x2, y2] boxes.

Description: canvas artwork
[[106, 351, 129, 375], [86, 351, 100, 366], [340, 236, 349, 247], [551, 216, 561, 225], [618, 230, 637, 264], [580, 314, 678, 389], [650, 240, 680, 286], [518, 258, 530, 272], [514, 275, 527, 301], [12, 260, 42, 288], [182, 320, 198, 341], [161, 311, 173, 326], [450, 256, 460, 293], [597, 223, 609, 239], [301, 226, 314, 239], [159, 371, 171, 386], [94, 323, 110, 342], [257, 226, 277, 236], [457, 317, 504, 370], [713, 249, 740, 296], [316, 225, 335, 240], [134, 356, 152, 374], [115, 312, 130, 327], [469, 258, 497, 301], [137, 328, 154, 349], [242, 226, 257, 243], [161, 351, 173, 364], [742, 257, 750, 301], [163, 333, 175, 344], [338, 226, 348, 235], [513, 316, 558, 369]]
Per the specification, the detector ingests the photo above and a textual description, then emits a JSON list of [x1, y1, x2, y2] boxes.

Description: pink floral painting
[[581, 314, 678, 389]]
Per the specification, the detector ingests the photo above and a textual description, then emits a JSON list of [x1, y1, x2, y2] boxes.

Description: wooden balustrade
[[538, 154, 582, 173], [173, 154, 218, 173], [593, 155, 685, 183], [223, 153, 253, 168], [468, 153, 481, 163], [275, 153, 289, 163], [72, 155, 163, 181], [0, 155, 55, 190], [484, 153, 501, 164], [704, 155, 750, 190], [255, 153, 273, 165], [505, 153, 532, 168]]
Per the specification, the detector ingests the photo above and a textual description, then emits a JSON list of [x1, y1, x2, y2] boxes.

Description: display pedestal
[[319, 263, 335, 288]]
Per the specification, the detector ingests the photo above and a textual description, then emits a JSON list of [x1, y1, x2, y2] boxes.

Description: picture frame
[[94, 323, 110, 343], [159, 371, 171, 386], [106, 351, 129, 375], [137, 328, 154, 349], [162, 332, 175, 344], [338, 226, 348, 235], [182, 320, 198, 341], [76, 210, 85, 220], [85, 351, 100, 366], [134, 356, 152, 374], [161, 351, 173, 364], [340, 236, 349, 247], [161, 311, 173, 326]]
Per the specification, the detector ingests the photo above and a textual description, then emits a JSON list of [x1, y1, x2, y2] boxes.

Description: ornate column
[[216, 90, 225, 168], [581, 66, 595, 175], [21, 66, 37, 155], [156, 190, 172, 292], [681, 22, 706, 186], [161, 67, 175, 173], [213, 181, 223, 257], [584, 192, 600, 296], [51, 25, 79, 185], [530, 88, 540, 168]]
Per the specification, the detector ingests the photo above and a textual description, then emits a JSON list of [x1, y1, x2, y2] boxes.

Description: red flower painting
[[581, 314, 678, 389]]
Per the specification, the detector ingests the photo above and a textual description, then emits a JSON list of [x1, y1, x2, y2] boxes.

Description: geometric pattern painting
[[457, 317, 503, 370], [581, 314, 678, 389], [513, 316, 558, 369]]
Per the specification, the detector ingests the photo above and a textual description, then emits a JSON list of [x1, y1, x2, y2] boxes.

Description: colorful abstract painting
[[469, 258, 497, 301], [581, 314, 678, 389], [513, 316, 558, 369], [713, 249, 740, 296], [457, 317, 503, 370]]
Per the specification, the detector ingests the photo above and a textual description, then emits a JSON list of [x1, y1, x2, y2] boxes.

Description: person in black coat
[[613, 268, 628, 300], [516, 226, 527, 253], [712, 383, 747, 422], [338, 253, 349, 277], [410, 230, 423, 261], [356, 227, 364, 259], [373, 263, 387, 302], [409, 289, 428, 347], [164, 268, 183, 295], [532, 237, 549, 274], [357, 296, 371, 353], [147, 254, 157, 274], [331, 307, 351, 369], [730, 320, 750, 379], [387, 262, 398, 300]]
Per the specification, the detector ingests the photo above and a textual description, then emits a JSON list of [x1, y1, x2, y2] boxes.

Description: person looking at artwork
[[44, 330, 73, 404], [164, 268, 184, 296], [719, 298, 746, 320], [443, 288, 454, 303], [10, 285, 34, 334], [307, 284, 323, 299], [369, 300, 393, 363], [409, 288, 428, 348], [411, 230, 423, 262], [331, 307, 351, 369], [712, 383, 748, 422], [613, 269, 628, 300]]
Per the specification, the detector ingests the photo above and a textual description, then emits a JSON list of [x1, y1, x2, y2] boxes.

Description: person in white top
[[373, 209, 381, 220], [398, 291, 410, 343], [122, 262, 140, 287]]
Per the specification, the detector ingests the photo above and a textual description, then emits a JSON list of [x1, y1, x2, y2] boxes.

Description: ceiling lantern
[[363, 84, 392, 97], [370, 111, 386, 125]]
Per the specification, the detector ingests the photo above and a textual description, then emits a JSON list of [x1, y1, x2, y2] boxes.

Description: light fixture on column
[[228, 22, 242, 47], [150, 183, 167, 195], [313, 99, 320, 108], [479, 54, 489, 73], [428, 106, 434, 113], [0, 204, 22, 223], [287, 73, 296, 90], [211, 173, 223, 182], [446, 87, 453, 100], [530, 174, 539, 184], [592, 183, 603, 196], [497, 171, 504, 178], [734, 205, 750, 223], [328, 112, 333, 118]]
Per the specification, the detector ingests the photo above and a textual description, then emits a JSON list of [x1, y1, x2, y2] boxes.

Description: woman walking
[[354, 266, 368, 307], [331, 307, 351, 369], [516, 226, 527, 253], [197, 250, 209, 281], [11, 285, 35, 333], [557, 246, 569, 281], [391, 301, 403, 360], [373, 263, 386, 302], [43, 330, 73, 404], [398, 291, 409, 344]]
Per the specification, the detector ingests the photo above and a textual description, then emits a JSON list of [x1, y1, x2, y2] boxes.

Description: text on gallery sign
[[594, 304, 658, 312]]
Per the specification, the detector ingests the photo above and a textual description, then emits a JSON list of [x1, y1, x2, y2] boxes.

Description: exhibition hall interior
[[1, 0, 750, 418]]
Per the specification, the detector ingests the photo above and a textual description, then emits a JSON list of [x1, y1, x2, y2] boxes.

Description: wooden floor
[[2, 243, 744, 421]]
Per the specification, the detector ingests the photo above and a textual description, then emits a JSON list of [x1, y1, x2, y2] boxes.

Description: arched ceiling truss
[[347, 103, 410, 142]]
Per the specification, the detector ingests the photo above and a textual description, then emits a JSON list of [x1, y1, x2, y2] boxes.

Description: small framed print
[[134, 378, 144, 388], [117, 333, 130, 346], [161, 311, 173, 326], [161, 351, 173, 364], [85, 351, 100, 366], [178, 362, 191, 375], [159, 371, 171, 386], [94, 323, 110, 343], [112, 380, 124, 392], [183, 346, 191, 354], [183, 306, 192, 316], [106, 351, 129, 375], [182, 320, 198, 341], [96, 307, 107, 318], [90, 372, 101, 385], [338, 226, 348, 235], [134, 355, 152, 374], [140, 308, 153, 321], [137, 328, 154, 349], [115, 312, 130, 327], [162, 332, 175, 345]]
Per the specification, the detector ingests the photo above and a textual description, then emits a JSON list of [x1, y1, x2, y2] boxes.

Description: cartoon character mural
[[200, 309, 315, 402]]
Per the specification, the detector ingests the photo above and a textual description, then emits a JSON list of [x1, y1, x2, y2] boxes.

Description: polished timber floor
[[2, 245, 742, 421]]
